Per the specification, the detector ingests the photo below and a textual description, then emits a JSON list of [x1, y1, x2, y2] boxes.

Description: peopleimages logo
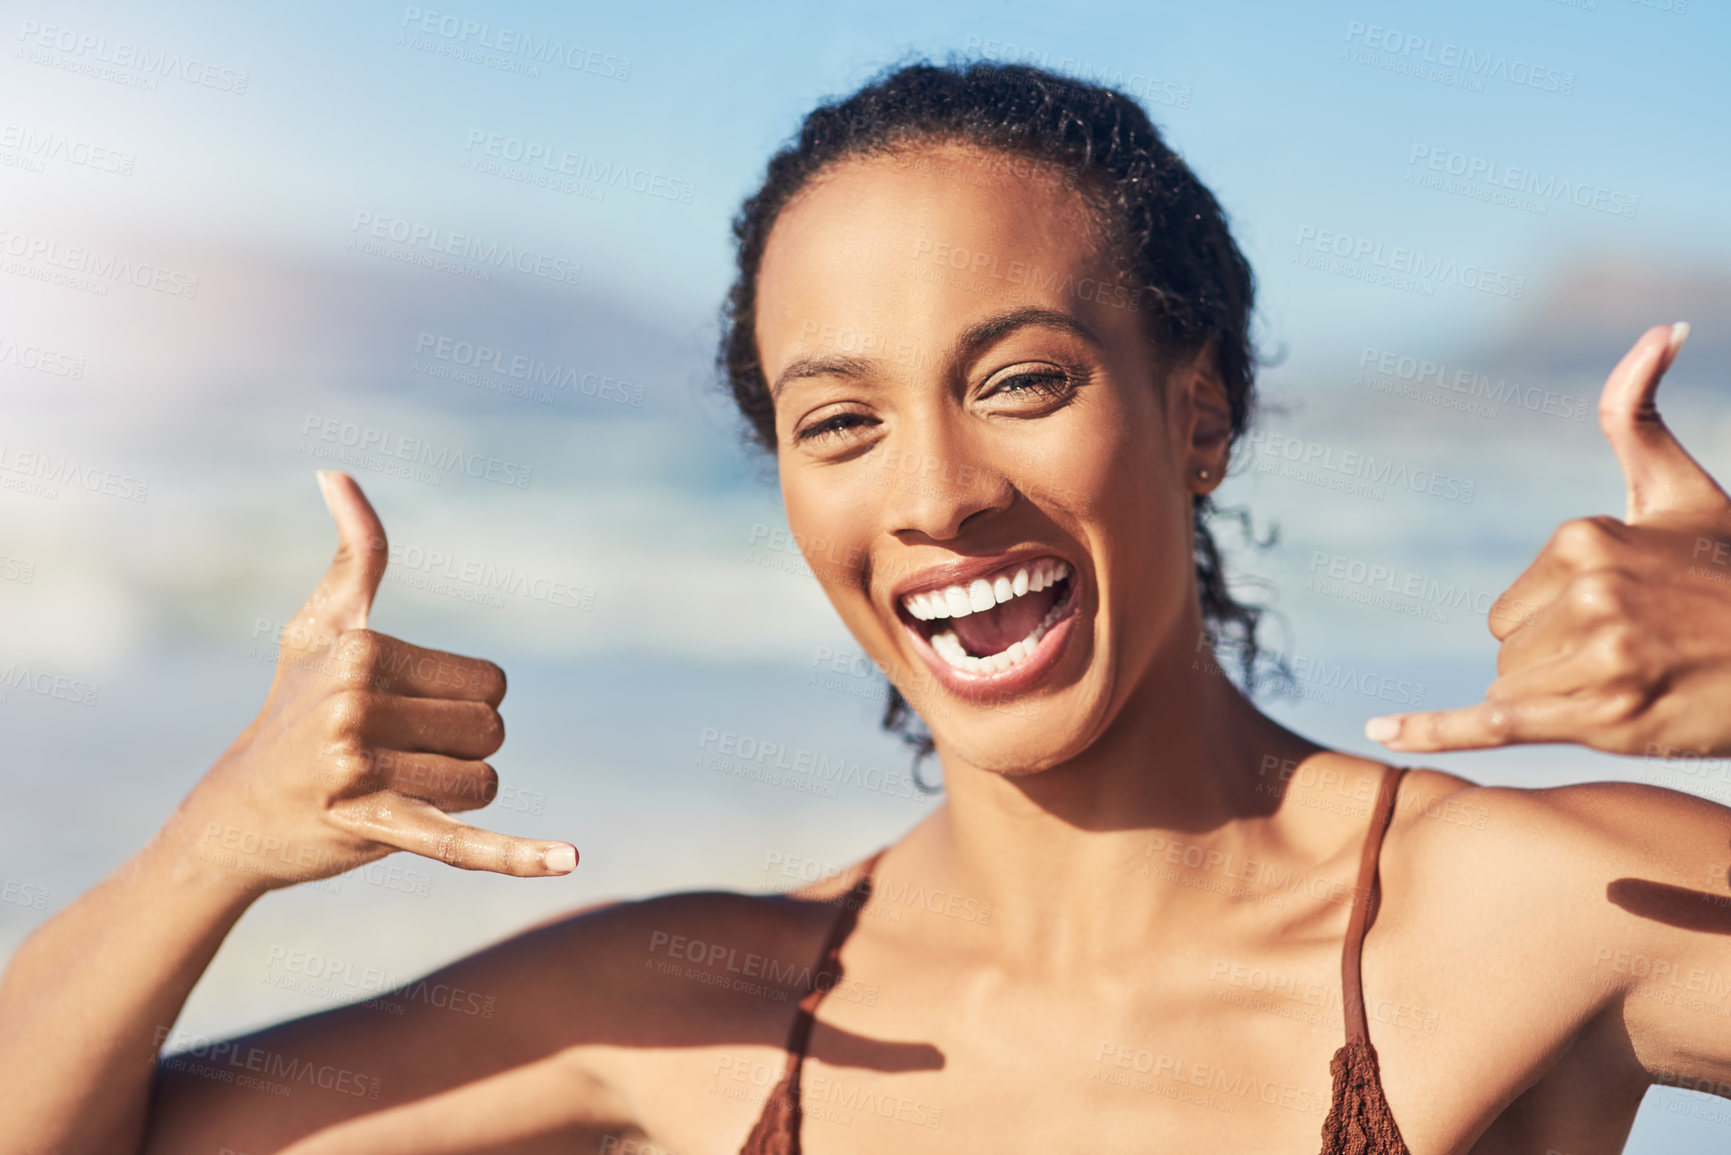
[[1305, 550, 1503, 618], [0, 443, 149, 502], [1244, 430, 1476, 505], [1356, 346, 1590, 422], [1343, 21, 1575, 95], [399, 7, 631, 80], [348, 211, 582, 287], [385, 539, 597, 612], [1407, 144, 1639, 220], [413, 331, 644, 406], [15, 19, 250, 93], [0, 664, 100, 707], [154, 1027, 382, 1099], [463, 130, 695, 204], [695, 727, 918, 800], [299, 414, 534, 489], [0, 123, 135, 176], [0, 334, 86, 379], [1294, 226, 1526, 300], [0, 227, 200, 299], [912, 237, 1141, 310]]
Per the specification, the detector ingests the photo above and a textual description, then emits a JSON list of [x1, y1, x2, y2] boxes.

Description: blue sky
[[9, 0, 1728, 349]]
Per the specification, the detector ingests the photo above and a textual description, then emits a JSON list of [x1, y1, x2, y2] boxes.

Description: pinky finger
[[1363, 695, 1588, 753], [337, 796, 578, 876]]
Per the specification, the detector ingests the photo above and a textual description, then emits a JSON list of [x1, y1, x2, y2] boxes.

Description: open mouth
[[898, 557, 1077, 676]]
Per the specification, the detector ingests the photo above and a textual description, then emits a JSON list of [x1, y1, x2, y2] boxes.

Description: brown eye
[[983, 366, 1079, 407], [795, 411, 878, 445], [992, 371, 1070, 399]]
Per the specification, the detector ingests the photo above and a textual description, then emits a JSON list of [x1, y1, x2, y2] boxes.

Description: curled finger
[[330, 691, 505, 761], [331, 629, 506, 705], [363, 750, 499, 813]]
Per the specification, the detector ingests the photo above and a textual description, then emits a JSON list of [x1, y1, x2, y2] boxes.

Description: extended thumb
[[311, 470, 389, 631]]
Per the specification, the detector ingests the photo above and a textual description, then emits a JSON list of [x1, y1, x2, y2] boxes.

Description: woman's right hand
[[163, 470, 577, 895]]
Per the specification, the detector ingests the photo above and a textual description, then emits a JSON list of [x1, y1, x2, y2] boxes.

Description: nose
[[883, 414, 1015, 542]]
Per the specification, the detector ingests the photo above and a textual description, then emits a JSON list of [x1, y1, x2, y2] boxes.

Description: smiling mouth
[[898, 558, 1076, 676]]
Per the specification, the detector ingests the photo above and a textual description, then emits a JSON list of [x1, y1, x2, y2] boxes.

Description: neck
[[905, 632, 1330, 972]]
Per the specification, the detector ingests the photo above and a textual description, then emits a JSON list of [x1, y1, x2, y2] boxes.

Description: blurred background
[[2, 0, 1729, 1146]]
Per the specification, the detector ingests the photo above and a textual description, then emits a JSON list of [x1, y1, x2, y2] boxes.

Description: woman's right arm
[[0, 472, 580, 1155]]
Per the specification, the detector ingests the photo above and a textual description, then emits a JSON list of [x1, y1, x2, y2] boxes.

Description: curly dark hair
[[717, 58, 1273, 790]]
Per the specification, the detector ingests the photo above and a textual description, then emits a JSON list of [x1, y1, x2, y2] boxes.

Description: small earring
[[1196, 467, 1211, 481]]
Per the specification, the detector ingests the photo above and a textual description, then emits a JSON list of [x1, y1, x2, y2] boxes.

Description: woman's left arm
[[1366, 322, 1731, 1087]]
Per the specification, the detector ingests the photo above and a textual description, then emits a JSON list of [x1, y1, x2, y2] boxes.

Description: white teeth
[[900, 558, 1075, 625], [931, 630, 968, 662], [922, 567, 1075, 676]]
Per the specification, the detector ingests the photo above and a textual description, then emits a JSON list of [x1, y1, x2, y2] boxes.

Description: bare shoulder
[[1365, 764, 1731, 1115], [1386, 764, 1731, 885], [1378, 763, 1731, 975]]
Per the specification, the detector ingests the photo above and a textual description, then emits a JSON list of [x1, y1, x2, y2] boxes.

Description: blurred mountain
[[1475, 255, 1731, 385]]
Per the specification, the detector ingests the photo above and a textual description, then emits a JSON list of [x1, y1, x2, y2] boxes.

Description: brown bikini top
[[739, 765, 1413, 1154]]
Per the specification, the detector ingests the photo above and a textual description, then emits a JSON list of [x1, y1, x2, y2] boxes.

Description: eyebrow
[[770, 353, 877, 400], [769, 307, 1102, 400], [957, 307, 1102, 360]]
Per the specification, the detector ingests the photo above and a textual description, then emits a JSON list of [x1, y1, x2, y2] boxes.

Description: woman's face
[[755, 144, 1230, 775]]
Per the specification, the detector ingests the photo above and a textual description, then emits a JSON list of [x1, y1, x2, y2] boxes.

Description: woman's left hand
[[1365, 323, 1731, 758]]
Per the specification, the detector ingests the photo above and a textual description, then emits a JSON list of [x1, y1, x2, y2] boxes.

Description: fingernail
[[1668, 321, 1691, 361], [544, 845, 577, 873], [314, 470, 336, 512], [1364, 716, 1402, 743]]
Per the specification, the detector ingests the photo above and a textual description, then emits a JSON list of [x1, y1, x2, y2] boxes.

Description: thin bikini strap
[[768, 849, 887, 1092], [740, 850, 886, 1155], [1341, 766, 1408, 1046]]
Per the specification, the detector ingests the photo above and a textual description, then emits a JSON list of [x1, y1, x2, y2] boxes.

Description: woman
[[4, 61, 1731, 1155]]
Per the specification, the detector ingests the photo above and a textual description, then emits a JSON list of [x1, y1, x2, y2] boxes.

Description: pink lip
[[893, 562, 1083, 704]]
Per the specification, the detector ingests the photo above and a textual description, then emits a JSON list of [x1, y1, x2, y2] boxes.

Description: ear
[[1176, 340, 1233, 493]]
